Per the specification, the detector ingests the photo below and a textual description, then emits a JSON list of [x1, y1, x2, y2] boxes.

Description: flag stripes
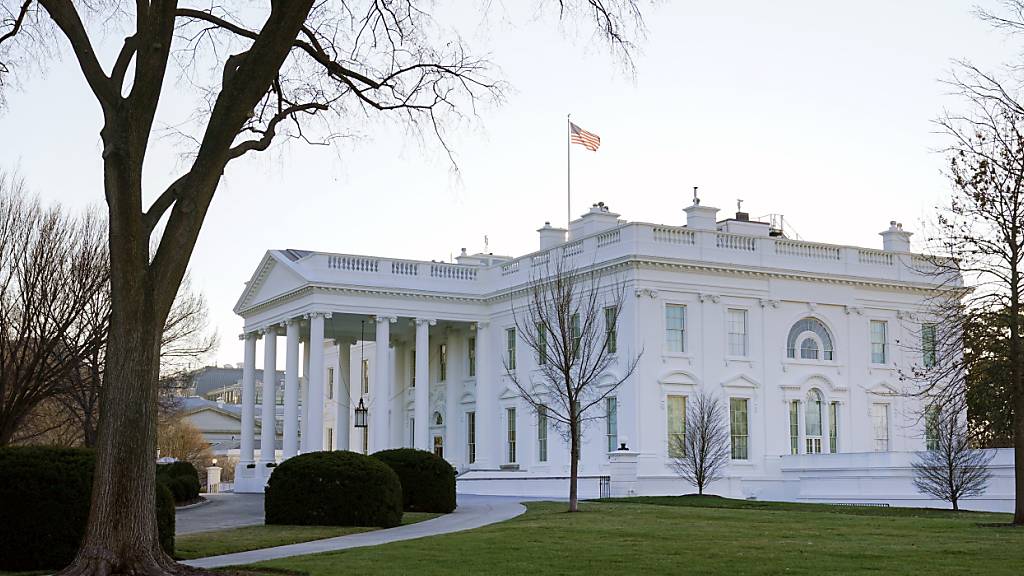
[[570, 122, 601, 151]]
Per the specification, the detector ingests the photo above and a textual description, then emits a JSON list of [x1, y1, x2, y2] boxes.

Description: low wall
[[457, 471, 607, 500]]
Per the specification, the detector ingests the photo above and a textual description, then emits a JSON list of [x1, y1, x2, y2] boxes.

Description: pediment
[[721, 374, 760, 390], [868, 382, 899, 396], [658, 370, 699, 388], [234, 252, 309, 313]]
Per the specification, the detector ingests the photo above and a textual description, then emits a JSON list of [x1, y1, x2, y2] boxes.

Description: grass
[[174, 512, 440, 560], [246, 498, 1024, 576]]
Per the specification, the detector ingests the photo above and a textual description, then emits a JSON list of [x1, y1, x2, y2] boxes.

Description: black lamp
[[354, 397, 368, 428]]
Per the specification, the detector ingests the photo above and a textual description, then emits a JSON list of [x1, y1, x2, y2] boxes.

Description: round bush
[[156, 461, 200, 503], [0, 446, 174, 570], [265, 451, 403, 527], [373, 448, 456, 513]]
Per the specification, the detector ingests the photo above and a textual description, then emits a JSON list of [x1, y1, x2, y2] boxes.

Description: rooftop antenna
[[737, 198, 744, 212], [693, 186, 700, 206], [484, 235, 489, 253]]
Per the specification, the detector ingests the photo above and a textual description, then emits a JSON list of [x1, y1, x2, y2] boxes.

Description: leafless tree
[[506, 255, 641, 512], [1, 2, 648, 572], [0, 172, 109, 447], [912, 408, 995, 511], [667, 389, 730, 496]]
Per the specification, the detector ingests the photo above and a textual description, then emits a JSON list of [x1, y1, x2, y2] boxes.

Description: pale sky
[[0, 1, 1014, 366]]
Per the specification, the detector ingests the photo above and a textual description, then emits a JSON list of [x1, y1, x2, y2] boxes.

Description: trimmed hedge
[[265, 451, 403, 527], [373, 448, 456, 513], [156, 460, 201, 503], [0, 446, 174, 571]]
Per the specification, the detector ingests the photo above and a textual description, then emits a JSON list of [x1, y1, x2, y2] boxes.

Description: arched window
[[433, 411, 444, 426], [787, 318, 835, 360], [805, 389, 823, 454]]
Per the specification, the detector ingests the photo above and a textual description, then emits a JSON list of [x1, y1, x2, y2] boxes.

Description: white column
[[260, 327, 278, 465], [414, 318, 433, 450], [473, 321, 494, 469], [240, 332, 258, 465], [300, 338, 310, 452], [335, 340, 352, 450], [373, 316, 394, 452], [445, 330, 462, 466], [306, 312, 328, 451], [283, 319, 300, 458]]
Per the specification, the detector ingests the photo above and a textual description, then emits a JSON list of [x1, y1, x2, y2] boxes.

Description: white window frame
[[726, 308, 749, 358], [870, 319, 888, 364], [871, 402, 890, 452], [605, 397, 618, 453], [537, 406, 548, 463], [729, 397, 749, 460], [604, 306, 618, 355], [666, 394, 687, 457], [466, 411, 476, 464], [506, 328, 517, 371], [506, 406, 517, 464], [664, 303, 687, 354]]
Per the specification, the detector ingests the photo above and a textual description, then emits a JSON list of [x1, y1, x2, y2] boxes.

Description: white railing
[[328, 255, 379, 272], [775, 240, 841, 261], [858, 249, 894, 266], [563, 240, 585, 258], [391, 261, 419, 276], [532, 252, 550, 267], [430, 263, 478, 280], [501, 260, 520, 276], [596, 229, 621, 247], [716, 233, 756, 252], [652, 226, 695, 245]]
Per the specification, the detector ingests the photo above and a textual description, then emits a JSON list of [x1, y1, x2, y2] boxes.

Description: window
[[468, 337, 476, 377], [871, 320, 888, 364], [730, 398, 749, 460], [786, 318, 834, 360], [871, 403, 890, 451], [667, 395, 686, 457], [326, 428, 333, 451], [604, 306, 618, 354], [467, 411, 476, 464], [362, 428, 368, 455], [606, 397, 618, 452], [439, 343, 448, 381], [538, 406, 548, 462], [506, 328, 517, 370], [727, 309, 748, 356], [506, 407, 517, 463], [789, 400, 799, 455], [925, 404, 941, 451], [361, 359, 369, 395], [537, 323, 548, 365], [805, 390, 823, 454], [409, 417, 415, 447], [327, 367, 335, 399], [411, 350, 416, 387], [572, 313, 581, 351], [434, 411, 443, 426], [829, 401, 839, 453], [665, 304, 686, 353], [922, 324, 937, 368]]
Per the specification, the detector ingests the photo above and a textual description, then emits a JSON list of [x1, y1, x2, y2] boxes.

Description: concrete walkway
[[182, 494, 526, 569]]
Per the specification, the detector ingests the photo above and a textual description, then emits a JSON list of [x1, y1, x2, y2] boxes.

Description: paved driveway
[[175, 493, 265, 535]]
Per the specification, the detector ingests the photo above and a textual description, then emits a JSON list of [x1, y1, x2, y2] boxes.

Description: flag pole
[[567, 113, 571, 228]]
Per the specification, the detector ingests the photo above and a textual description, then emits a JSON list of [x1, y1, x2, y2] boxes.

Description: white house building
[[232, 200, 1014, 511]]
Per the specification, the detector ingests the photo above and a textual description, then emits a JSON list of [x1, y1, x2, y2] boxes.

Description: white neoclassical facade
[[232, 200, 1015, 511]]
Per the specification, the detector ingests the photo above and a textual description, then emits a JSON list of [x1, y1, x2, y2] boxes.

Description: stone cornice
[[236, 255, 951, 318]]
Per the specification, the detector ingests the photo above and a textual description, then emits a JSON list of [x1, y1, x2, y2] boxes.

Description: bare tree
[[912, 408, 994, 511], [506, 255, 641, 512], [667, 389, 730, 496], [1, 2, 649, 572], [0, 172, 108, 446], [157, 407, 211, 472]]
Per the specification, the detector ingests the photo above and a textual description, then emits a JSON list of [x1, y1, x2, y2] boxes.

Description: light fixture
[[354, 397, 368, 428]]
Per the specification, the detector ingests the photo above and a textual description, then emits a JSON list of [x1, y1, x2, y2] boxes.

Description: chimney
[[684, 201, 719, 230], [880, 221, 912, 252], [568, 202, 622, 239], [538, 222, 567, 250]]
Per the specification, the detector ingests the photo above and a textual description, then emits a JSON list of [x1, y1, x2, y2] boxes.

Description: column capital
[[698, 293, 721, 304], [258, 326, 281, 336], [414, 318, 437, 327], [285, 317, 302, 326], [305, 311, 333, 320], [759, 298, 780, 309], [471, 320, 490, 331], [375, 315, 398, 324]]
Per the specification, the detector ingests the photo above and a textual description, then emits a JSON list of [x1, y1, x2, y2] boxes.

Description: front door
[[433, 435, 443, 458]]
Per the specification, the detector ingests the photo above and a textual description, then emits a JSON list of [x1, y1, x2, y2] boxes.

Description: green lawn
[[247, 498, 1023, 575], [175, 512, 440, 560]]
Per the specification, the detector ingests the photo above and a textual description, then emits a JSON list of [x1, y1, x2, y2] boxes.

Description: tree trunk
[[59, 138, 178, 575], [1009, 262, 1024, 525], [1015, 384, 1024, 524], [569, 420, 579, 513]]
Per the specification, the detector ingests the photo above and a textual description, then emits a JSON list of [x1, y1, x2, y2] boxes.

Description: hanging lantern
[[354, 397, 368, 428]]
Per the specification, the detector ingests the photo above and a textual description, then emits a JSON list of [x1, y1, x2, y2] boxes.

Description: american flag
[[570, 122, 601, 151]]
